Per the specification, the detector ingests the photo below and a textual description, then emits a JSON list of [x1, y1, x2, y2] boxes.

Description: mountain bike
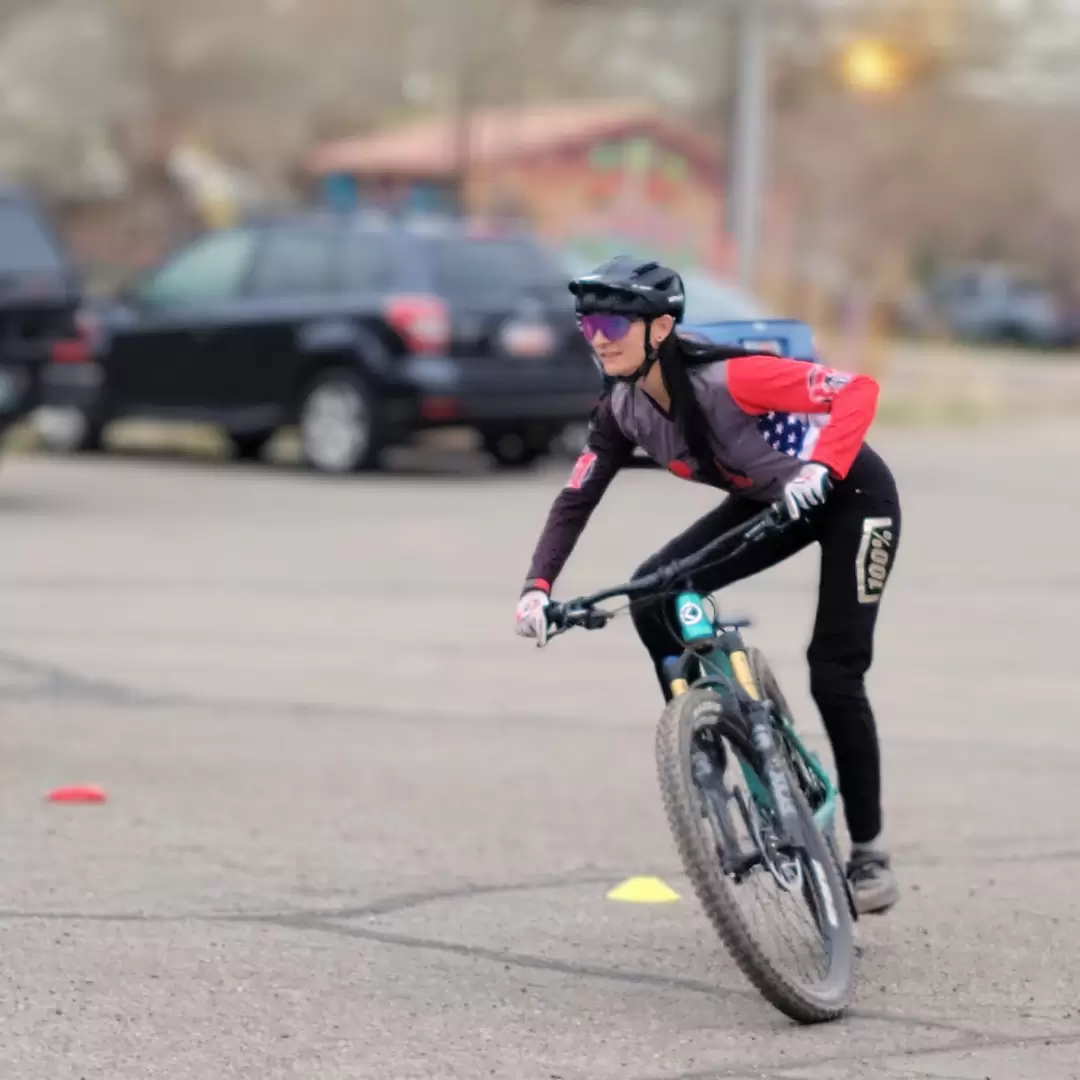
[[543, 501, 858, 1024]]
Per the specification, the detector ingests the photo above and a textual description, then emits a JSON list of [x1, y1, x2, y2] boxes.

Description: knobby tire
[[654, 686, 857, 1023]]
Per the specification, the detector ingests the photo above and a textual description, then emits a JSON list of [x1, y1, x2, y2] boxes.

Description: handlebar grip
[[543, 601, 612, 633], [545, 603, 567, 629]]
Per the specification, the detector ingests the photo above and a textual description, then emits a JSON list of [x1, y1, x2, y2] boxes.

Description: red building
[[304, 101, 739, 274]]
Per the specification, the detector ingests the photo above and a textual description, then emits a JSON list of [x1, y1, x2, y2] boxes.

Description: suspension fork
[[720, 630, 805, 849], [664, 597, 804, 848]]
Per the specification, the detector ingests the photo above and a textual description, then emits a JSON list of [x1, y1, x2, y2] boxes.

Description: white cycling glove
[[783, 463, 832, 520], [515, 589, 551, 647]]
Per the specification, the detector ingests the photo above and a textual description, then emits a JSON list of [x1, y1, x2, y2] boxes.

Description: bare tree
[[2, 0, 1077, 289]]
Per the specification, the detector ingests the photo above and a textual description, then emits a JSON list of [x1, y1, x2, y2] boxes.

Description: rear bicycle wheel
[[655, 687, 856, 1023]]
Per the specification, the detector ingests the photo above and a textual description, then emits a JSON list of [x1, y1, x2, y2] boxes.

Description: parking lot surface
[[3, 422, 1079, 1079]]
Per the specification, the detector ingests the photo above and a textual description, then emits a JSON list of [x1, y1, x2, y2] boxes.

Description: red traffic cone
[[46, 784, 107, 804]]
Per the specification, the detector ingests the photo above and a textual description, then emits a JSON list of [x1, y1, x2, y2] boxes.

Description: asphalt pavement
[[2, 421, 1079, 1080]]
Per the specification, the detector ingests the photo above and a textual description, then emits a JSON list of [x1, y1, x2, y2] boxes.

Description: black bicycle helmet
[[569, 255, 685, 320], [569, 255, 685, 383]]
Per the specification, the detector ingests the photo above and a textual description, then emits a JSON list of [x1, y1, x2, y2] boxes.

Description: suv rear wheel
[[482, 427, 551, 469], [299, 369, 383, 473], [33, 406, 104, 454]]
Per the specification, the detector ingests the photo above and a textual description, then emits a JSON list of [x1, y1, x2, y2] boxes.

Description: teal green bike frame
[[664, 589, 839, 836]]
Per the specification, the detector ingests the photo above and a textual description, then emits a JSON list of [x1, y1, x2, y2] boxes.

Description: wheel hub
[[301, 382, 369, 471]]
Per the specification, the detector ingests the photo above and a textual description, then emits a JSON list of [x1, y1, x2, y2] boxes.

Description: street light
[[840, 38, 908, 95]]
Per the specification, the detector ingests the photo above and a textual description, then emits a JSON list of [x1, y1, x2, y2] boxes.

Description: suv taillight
[[50, 308, 101, 364], [385, 295, 450, 355], [49, 339, 90, 364]]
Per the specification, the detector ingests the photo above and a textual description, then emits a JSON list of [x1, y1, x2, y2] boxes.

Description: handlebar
[[545, 499, 791, 637]]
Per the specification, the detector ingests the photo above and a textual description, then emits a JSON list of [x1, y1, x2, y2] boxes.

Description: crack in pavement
[[5, 656, 1080, 1058], [8, 645, 1080, 768], [870, 1069, 980, 1080], [0, 649, 163, 707], [0, 874, 999, 1040], [0, 648, 652, 732], [0, 838, 1072, 1065], [0, 868, 622, 926], [5, 872, 1073, 1080], [631, 1030, 1080, 1080], [0, 900, 1051, 1043], [262, 910, 998, 1040], [229, 872, 624, 923]]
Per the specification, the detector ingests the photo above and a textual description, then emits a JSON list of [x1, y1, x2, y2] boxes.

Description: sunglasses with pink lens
[[577, 313, 638, 342]]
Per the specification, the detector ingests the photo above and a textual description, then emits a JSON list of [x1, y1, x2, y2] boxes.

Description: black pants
[[629, 445, 901, 845]]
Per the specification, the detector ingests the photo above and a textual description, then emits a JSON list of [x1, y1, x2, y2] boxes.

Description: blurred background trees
[[1, 0, 1078, 297]]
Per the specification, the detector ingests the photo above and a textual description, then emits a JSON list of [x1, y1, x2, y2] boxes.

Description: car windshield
[[0, 201, 64, 274], [680, 271, 772, 322]]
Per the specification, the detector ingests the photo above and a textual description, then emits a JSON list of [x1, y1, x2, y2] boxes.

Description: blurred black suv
[[0, 187, 80, 443], [40, 210, 603, 471]]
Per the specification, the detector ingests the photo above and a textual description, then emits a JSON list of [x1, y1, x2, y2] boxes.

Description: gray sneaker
[[846, 848, 900, 915]]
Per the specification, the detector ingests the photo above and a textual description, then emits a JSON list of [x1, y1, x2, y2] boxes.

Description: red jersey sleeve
[[725, 355, 879, 479]]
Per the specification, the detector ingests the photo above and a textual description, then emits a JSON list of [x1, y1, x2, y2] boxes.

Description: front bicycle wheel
[[655, 687, 856, 1023]]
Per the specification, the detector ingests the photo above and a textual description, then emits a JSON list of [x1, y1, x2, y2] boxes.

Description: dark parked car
[[899, 261, 1080, 348], [38, 210, 603, 471], [0, 186, 80, 443]]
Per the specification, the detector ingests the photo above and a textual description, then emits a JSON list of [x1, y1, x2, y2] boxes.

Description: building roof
[[304, 100, 719, 179]]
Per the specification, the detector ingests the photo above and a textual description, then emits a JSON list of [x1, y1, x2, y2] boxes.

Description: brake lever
[[544, 603, 611, 637], [742, 518, 772, 544], [582, 609, 612, 630], [744, 503, 792, 543]]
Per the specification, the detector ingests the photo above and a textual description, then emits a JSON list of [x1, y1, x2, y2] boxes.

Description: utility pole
[[727, 0, 769, 290], [450, 1, 473, 216], [543, 0, 772, 287]]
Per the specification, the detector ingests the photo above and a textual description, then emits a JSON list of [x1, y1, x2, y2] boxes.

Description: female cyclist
[[514, 256, 902, 915]]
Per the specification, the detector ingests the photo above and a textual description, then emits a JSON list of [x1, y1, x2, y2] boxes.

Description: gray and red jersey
[[522, 353, 879, 592]]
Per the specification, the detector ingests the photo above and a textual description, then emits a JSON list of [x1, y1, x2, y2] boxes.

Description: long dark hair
[[657, 330, 756, 487]]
